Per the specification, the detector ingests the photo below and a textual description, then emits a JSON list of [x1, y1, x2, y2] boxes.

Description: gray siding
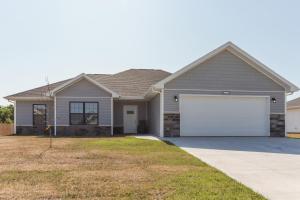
[[113, 100, 147, 127], [165, 50, 285, 91], [164, 50, 285, 114], [164, 89, 285, 114], [149, 94, 160, 136], [56, 97, 111, 126], [56, 78, 112, 126], [16, 101, 54, 126], [56, 78, 112, 97]]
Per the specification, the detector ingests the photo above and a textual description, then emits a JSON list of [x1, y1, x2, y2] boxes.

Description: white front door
[[123, 105, 138, 133]]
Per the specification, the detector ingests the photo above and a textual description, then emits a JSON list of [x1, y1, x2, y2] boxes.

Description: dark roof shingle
[[5, 69, 170, 99]]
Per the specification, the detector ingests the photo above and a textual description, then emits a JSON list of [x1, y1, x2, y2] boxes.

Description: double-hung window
[[69, 102, 98, 125]]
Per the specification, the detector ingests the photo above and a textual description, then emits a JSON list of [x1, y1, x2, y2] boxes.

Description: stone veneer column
[[270, 114, 285, 137], [164, 113, 180, 137]]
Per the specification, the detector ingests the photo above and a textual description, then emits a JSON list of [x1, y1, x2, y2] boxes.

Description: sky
[[0, 0, 300, 105]]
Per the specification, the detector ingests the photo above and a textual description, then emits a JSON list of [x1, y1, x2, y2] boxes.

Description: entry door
[[123, 105, 138, 133]]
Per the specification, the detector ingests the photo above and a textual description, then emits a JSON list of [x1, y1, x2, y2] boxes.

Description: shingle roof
[[5, 69, 170, 99], [96, 69, 171, 96], [288, 97, 300, 109]]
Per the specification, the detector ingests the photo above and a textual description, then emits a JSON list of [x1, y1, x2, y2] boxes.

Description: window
[[69, 102, 98, 125], [33, 104, 47, 126]]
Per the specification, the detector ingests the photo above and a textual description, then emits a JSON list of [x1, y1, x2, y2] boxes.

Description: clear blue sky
[[1, 0, 300, 105]]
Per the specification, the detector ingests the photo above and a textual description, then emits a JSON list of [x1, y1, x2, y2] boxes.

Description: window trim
[[69, 101, 99, 125], [32, 104, 47, 127]]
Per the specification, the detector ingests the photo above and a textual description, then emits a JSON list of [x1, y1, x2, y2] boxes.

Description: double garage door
[[180, 95, 270, 136]]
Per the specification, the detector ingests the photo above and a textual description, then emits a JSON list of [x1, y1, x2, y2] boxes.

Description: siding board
[[165, 50, 285, 91], [56, 79, 112, 97], [16, 101, 54, 126], [56, 97, 111, 126], [164, 89, 285, 114]]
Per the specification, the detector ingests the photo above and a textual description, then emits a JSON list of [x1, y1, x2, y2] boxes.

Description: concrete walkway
[[134, 135, 161, 141], [166, 137, 300, 200]]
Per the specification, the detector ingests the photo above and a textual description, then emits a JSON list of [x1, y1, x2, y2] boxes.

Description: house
[[287, 97, 300, 133], [5, 42, 299, 137]]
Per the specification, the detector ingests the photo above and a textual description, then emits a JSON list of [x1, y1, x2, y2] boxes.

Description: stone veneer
[[56, 126, 111, 136], [16, 126, 48, 135], [270, 114, 285, 137], [163, 113, 286, 137], [16, 125, 111, 136], [164, 113, 180, 137]]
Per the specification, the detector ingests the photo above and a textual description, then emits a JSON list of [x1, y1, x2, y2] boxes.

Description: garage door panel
[[180, 95, 270, 136]]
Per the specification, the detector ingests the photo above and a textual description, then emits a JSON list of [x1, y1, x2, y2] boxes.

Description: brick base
[[164, 113, 180, 137], [16, 126, 48, 135], [16, 125, 111, 136], [162, 113, 286, 137], [113, 127, 124, 135], [270, 114, 285, 137], [56, 126, 111, 136]]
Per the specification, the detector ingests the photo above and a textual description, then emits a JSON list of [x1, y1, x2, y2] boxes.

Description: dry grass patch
[[288, 133, 300, 139], [0, 136, 265, 199]]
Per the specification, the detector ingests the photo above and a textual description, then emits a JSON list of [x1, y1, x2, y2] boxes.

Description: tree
[[0, 105, 14, 124]]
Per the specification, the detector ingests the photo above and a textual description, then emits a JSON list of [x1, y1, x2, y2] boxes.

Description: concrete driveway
[[166, 137, 300, 200]]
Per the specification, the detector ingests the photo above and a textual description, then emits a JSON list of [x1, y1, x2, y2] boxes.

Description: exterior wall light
[[174, 95, 179, 102], [271, 97, 277, 103]]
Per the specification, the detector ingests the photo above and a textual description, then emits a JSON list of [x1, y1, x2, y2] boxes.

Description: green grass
[[80, 137, 265, 199], [0, 136, 265, 199]]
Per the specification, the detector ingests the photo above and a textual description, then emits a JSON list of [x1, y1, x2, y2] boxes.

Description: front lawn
[[0, 136, 265, 199]]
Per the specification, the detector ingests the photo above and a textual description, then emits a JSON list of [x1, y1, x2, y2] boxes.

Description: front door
[[123, 105, 138, 134]]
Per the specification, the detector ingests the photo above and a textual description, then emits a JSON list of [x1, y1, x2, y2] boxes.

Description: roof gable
[[288, 97, 300, 109], [165, 50, 285, 91], [51, 73, 119, 97], [154, 42, 299, 93], [55, 78, 112, 97]]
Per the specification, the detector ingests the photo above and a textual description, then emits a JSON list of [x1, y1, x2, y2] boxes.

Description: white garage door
[[180, 95, 270, 136]]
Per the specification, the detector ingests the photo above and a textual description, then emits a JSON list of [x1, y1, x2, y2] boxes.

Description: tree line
[[0, 105, 14, 123]]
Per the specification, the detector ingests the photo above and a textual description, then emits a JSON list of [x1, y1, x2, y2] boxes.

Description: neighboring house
[[287, 98, 300, 133], [5, 42, 299, 137]]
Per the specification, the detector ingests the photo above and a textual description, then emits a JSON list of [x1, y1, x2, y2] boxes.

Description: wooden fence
[[0, 123, 13, 136]]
